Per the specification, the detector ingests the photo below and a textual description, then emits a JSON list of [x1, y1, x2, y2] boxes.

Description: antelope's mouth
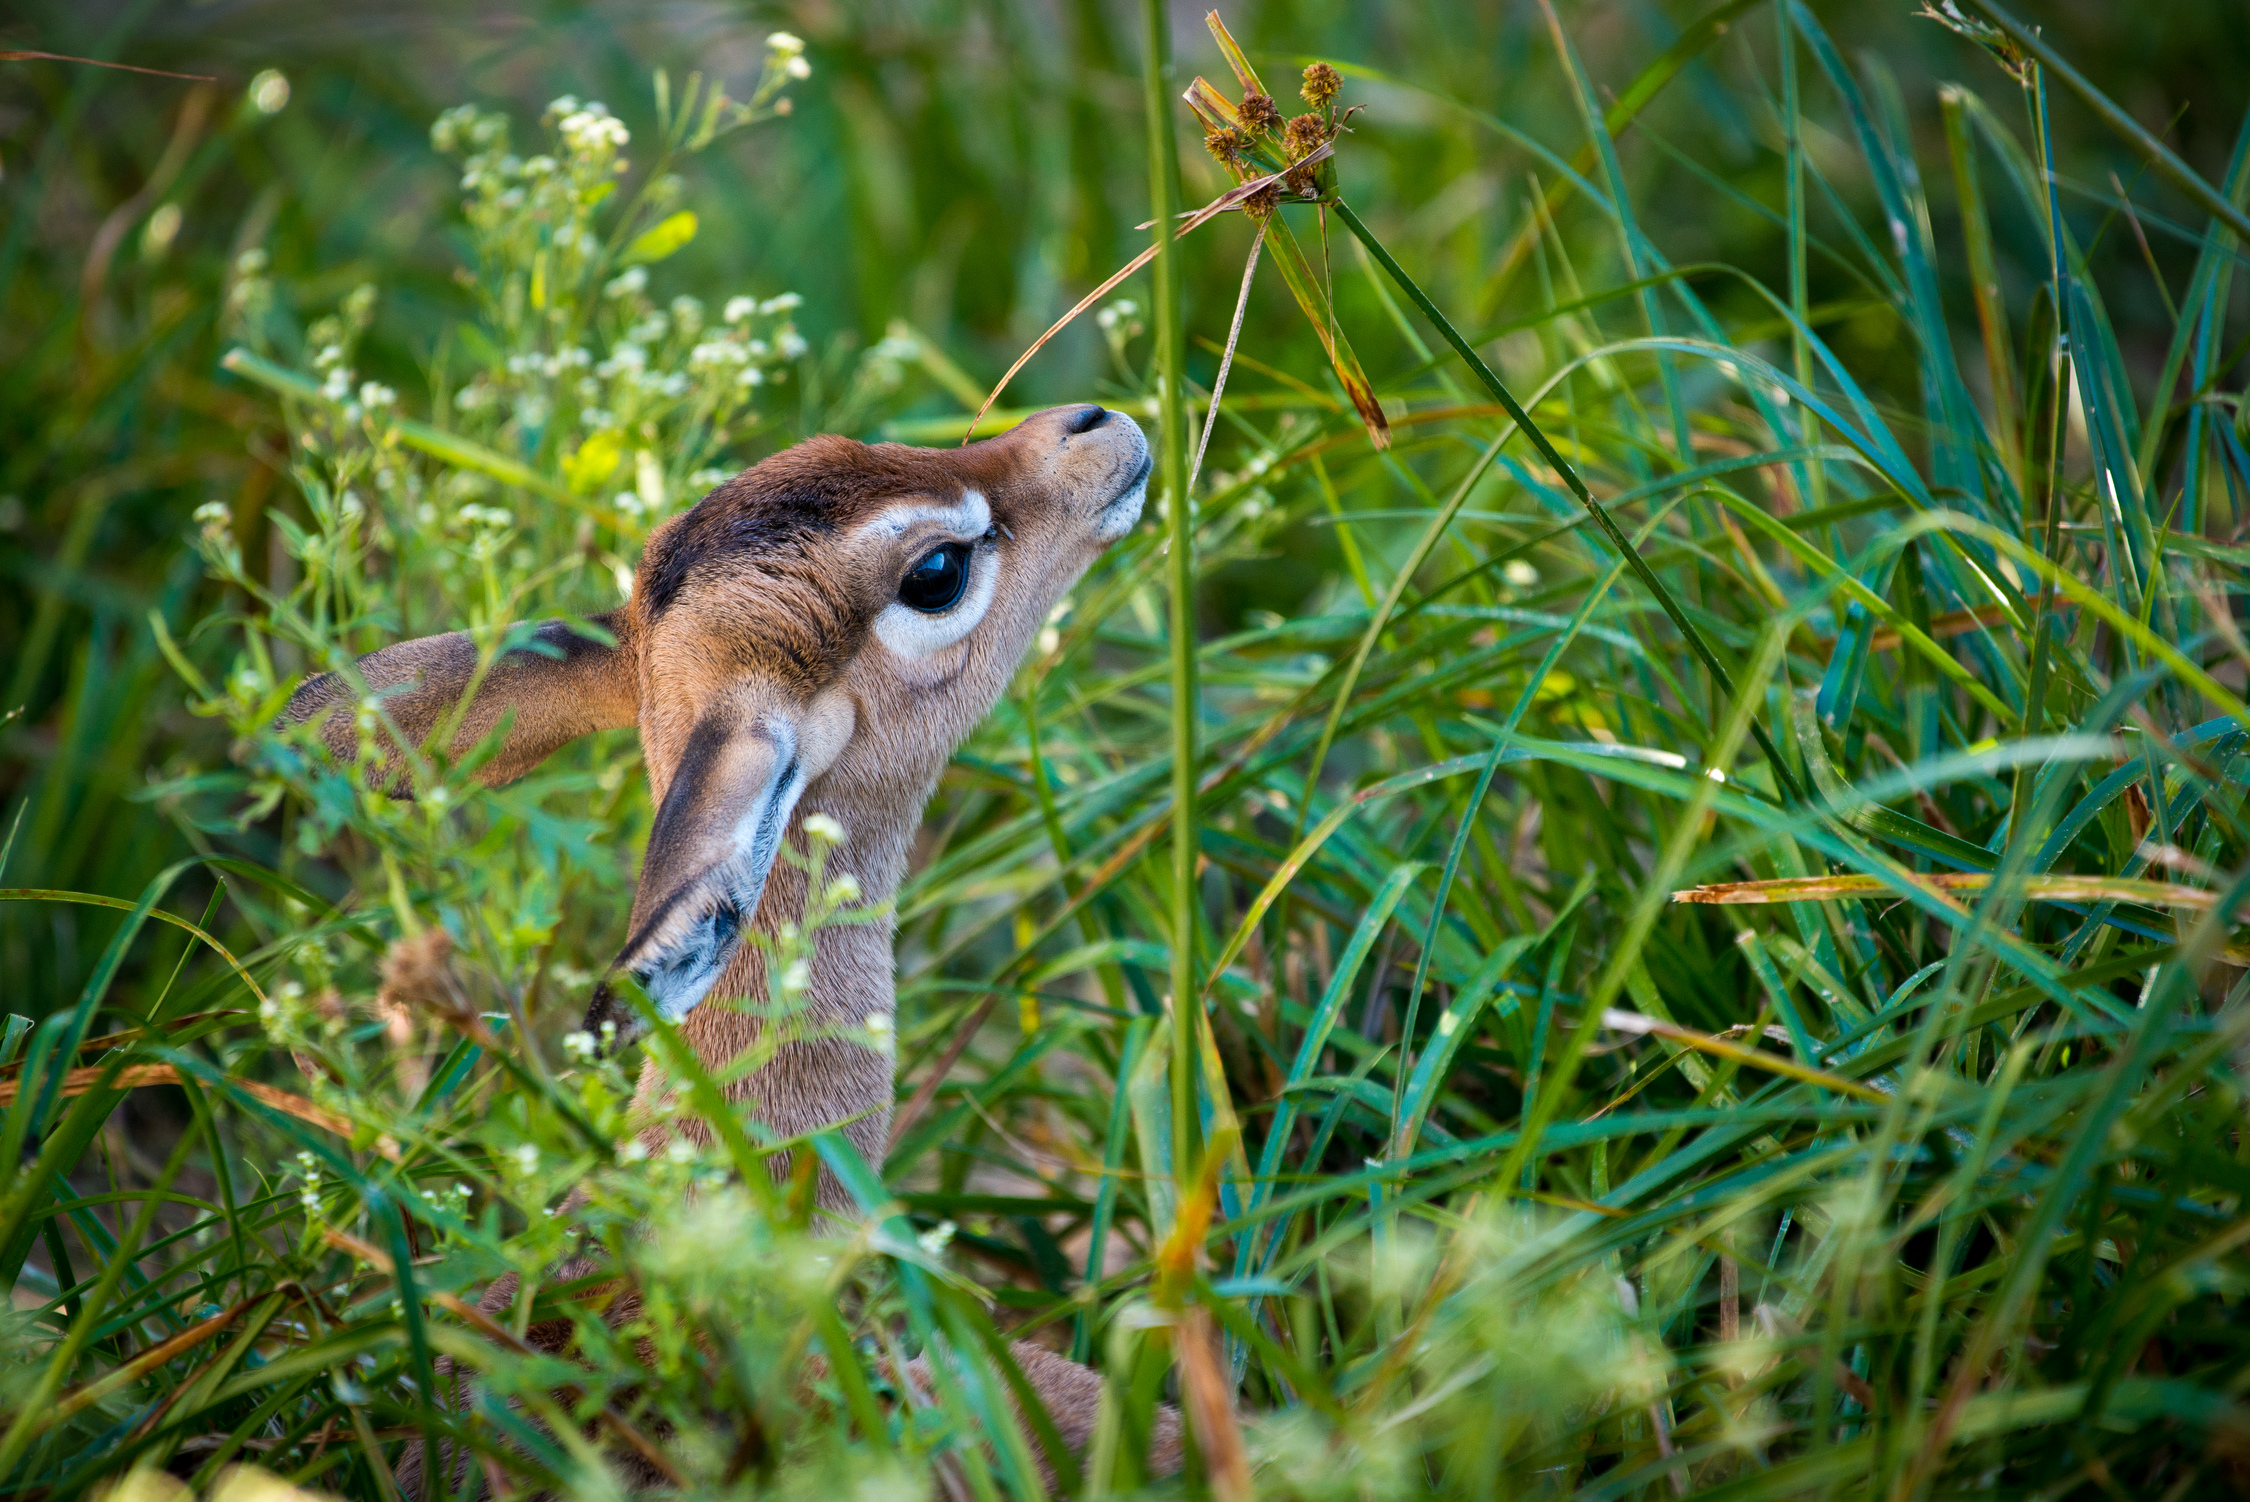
[[1093, 449, 1153, 543]]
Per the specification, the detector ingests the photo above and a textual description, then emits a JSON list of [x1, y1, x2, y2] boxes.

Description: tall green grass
[[5, 1, 2250, 1497]]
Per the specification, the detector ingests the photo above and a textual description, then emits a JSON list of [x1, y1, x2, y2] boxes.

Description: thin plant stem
[[1140, 0, 1200, 1227]]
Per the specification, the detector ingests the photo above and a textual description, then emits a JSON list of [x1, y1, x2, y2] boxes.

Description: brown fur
[[294, 407, 1179, 1494]]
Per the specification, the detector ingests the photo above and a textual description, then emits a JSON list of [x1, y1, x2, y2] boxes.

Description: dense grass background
[[5, 0, 2250, 1497]]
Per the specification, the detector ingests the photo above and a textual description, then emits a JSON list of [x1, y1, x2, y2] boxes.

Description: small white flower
[[604, 267, 649, 300], [358, 381, 395, 409], [760, 292, 802, 314], [802, 812, 846, 845], [723, 295, 757, 324], [785, 55, 811, 79], [826, 873, 862, 904], [320, 368, 352, 401], [560, 106, 630, 153], [193, 500, 231, 528], [596, 343, 646, 378], [618, 1137, 648, 1162], [513, 1143, 539, 1174], [866, 1012, 893, 1039], [779, 958, 811, 994], [736, 366, 765, 388], [917, 1220, 956, 1256], [249, 69, 291, 114], [665, 1136, 698, 1165], [766, 31, 805, 54], [689, 339, 748, 370], [777, 330, 808, 359], [562, 1030, 597, 1061], [1503, 560, 1540, 588]]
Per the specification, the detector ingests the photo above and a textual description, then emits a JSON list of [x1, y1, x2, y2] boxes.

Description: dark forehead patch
[[638, 435, 975, 619], [639, 499, 831, 619]]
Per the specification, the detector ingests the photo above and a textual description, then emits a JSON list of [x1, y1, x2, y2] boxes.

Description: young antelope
[[284, 403, 1179, 1489]]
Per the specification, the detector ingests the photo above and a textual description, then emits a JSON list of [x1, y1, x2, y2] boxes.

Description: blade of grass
[[1331, 199, 1806, 803]]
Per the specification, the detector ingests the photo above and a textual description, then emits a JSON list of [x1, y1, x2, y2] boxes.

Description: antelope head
[[285, 404, 1149, 1085]]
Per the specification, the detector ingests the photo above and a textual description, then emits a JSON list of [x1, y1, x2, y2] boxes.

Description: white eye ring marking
[[871, 489, 990, 539], [860, 490, 1000, 659], [873, 536, 996, 658]]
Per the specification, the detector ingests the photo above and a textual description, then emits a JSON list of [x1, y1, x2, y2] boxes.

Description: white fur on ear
[[611, 714, 809, 1025]]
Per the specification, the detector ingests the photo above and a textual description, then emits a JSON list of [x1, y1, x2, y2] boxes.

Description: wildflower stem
[[1142, 0, 1202, 1207], [1327, 197, 1805, 803]]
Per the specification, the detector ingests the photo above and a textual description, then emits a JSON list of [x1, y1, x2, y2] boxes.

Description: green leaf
[[620, 210, 698, 266]]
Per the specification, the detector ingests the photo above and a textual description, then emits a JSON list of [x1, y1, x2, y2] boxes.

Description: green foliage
[[5, 2, 2250, 1499]]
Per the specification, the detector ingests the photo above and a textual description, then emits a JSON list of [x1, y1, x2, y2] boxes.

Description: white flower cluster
[[555, 99, 630, 154], [861, 332, 921, 391], [767, 31, 812, 80], [454, 503, 513, 532], [295, 1150, 323, 1214], [507, 347, 590, 377]]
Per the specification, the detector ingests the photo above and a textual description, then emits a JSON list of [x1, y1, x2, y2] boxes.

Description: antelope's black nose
[[1065, 404, 1109, 435]]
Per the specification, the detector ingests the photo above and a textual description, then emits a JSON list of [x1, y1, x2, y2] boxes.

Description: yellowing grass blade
[[1262, 213, 1392, 449], [1672, 871, 2246, 917], [964, 146, 1332, 441], [1203, 11, 1267, 99], [1184, 76, 1245, 137]]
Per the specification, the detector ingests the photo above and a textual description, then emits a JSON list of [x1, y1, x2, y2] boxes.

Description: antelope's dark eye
[[899, 541, 971, 613]]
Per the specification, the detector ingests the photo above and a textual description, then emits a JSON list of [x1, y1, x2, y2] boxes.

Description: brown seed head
[[1301, 62, 1341, 108], [1243, 181, 1282, 220], [1238, 92, 1281, 134], [1204, 126, 1247, 167], [1283, 113, 1328, 162]]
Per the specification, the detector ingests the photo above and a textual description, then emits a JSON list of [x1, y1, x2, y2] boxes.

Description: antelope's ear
[[280, 613, 636, 790], [584, 692, 852, 1045]]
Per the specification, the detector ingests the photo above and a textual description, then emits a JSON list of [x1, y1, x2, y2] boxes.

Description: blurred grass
[[5, 0, 2250, 1497]]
